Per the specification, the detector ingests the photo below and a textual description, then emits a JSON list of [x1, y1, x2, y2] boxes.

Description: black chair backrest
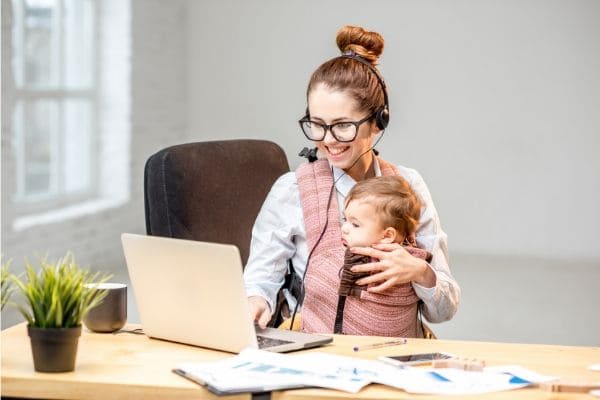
[[144, 139, 290, 265]]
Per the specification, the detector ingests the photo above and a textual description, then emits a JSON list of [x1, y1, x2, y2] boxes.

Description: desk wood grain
[[2, 323, 599, 399], [1, 323, 247, 400]]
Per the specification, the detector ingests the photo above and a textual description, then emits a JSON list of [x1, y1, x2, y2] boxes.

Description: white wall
[[186, 0, 600, 260]]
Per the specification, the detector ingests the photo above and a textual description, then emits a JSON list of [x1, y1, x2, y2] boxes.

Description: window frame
[[11, 0, 100, 216]]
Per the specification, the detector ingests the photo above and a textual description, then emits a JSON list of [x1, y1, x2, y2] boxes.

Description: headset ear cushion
[[375, 106, 390, 130]]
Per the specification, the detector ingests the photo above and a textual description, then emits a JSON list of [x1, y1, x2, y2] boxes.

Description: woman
[[243, 25, 460, 337]]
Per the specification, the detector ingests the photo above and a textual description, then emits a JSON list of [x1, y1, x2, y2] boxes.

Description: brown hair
[[345, 176, 422, 239], [307, 25, 386, 115]]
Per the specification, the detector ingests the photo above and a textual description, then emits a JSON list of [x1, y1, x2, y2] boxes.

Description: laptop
[[121, 233, 332, 353]]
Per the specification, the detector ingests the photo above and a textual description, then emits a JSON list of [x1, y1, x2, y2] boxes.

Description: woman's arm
[[408, 167, 460, 323], [243, 172, 303, 326]]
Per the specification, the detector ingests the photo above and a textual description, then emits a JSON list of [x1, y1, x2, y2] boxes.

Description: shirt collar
[[331, 157, 382, 197]]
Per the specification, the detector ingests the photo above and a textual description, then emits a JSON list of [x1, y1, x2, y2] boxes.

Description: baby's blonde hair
[[345, 176, 421, 238]]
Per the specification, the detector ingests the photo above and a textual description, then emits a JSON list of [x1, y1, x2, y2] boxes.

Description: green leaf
[[9, 252, 112, 328]]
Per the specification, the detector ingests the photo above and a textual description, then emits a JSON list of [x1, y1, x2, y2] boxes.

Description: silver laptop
[[121, 233, 332, 353]]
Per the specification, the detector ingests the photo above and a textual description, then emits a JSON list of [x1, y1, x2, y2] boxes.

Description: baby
[[339, 175, 431, 298]]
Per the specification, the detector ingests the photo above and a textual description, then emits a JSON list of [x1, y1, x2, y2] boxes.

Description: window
[[9, 0, 130, 230], [12, 0, 97, 211]]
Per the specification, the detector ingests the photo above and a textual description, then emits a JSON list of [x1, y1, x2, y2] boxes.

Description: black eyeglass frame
[[298, 112, 375, 143]]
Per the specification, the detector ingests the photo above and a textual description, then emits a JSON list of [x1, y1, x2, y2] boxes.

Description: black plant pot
[[27, 325, 82, 372]]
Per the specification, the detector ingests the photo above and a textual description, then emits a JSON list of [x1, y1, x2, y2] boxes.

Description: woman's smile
[[325, 145, 350, 159]]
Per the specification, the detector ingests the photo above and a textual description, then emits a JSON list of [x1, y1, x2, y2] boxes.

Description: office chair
[[143, 139, 290, 268]]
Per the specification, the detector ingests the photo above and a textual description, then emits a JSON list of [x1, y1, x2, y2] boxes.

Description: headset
[[341, 51, 390, 131], [299, 51, 390, 162]]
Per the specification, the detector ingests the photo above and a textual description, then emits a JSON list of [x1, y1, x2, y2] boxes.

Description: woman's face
[[307, 84, 379, 180]]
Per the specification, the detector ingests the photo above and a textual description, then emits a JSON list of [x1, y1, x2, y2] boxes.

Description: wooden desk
[[2, 323, 599, 399]]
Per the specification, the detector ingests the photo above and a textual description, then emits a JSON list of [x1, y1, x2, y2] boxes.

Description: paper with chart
[[174, 348, 556, 395], [175, 348, 375, 393]]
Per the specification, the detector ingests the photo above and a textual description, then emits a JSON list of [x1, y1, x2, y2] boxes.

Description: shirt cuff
[[412, 264, 437, 300], [413, 282, 436, 300], [245, 288, 274, 313]]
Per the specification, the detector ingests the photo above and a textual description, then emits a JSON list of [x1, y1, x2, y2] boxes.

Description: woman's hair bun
[[336, 25, 384, 65]]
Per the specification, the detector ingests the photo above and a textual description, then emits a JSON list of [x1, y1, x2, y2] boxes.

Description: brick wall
[[1, 0, 187, 327]]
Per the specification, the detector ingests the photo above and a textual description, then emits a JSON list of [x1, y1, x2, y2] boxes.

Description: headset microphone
[[298, 147, 318, 162]]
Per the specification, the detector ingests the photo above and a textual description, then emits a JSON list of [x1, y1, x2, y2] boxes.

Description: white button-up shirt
[[243, 160, 460, 323]]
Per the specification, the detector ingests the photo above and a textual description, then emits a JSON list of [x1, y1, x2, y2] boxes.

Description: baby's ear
[[381, 227, 399, 244]]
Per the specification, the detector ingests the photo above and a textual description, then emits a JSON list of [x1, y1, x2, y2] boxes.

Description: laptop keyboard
[[256, 335, 293, 349]]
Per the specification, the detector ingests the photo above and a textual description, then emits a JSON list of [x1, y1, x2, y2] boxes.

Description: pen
[[353, 338, 407, 352]]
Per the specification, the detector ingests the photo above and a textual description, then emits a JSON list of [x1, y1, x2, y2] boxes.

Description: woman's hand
[[248, 296, 272, 329], [349, 243, 436, 293]]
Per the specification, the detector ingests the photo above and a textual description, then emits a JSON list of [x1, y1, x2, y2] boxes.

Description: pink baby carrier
[[296, 158, 422, 337]]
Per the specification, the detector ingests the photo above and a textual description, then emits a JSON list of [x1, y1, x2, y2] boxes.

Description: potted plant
[[11, 253, 111, 372]]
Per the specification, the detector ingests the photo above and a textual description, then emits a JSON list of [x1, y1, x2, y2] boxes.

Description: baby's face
[[341, 199, 386, 248]]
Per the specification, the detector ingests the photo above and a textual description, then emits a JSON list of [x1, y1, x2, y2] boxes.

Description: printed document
[[174, 348, 555, 396]]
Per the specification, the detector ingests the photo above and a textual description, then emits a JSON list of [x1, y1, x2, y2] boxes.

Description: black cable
[[288, 130, 386, 330], [288, 175, 335, 330]]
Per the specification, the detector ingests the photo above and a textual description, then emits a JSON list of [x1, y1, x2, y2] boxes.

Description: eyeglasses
[[298, 112, 375, 143]]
